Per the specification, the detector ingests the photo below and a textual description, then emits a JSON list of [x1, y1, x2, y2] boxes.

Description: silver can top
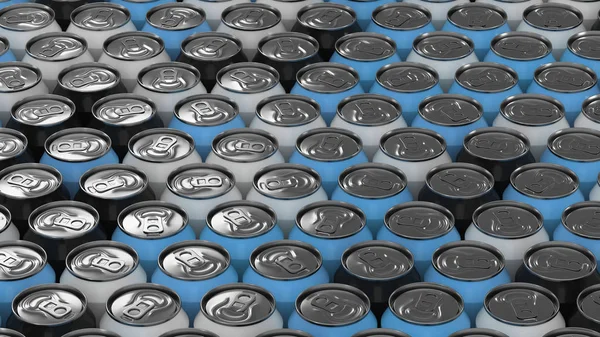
[[534, 62, 597, 93], [66, 241, 139, 282], [376, 62, 439, 93], [26, 32, 88, 62], [372, 3, 432, 31], [107, 284, 182, 327], [338, 163, 407, 199], [296, 63, 360, 93], [12, 94, 75, 127], [253, 164, 321, 200], [28, 201, 99, 240], [250, 240, 322, 280], [0, 129, 27, 161], [523, 3, 583, 31], [13, 284, 87, 326], [296, 201, 366, 239], [146, 3, 206, 31], [201, 284, 276, 326], [0, 164, 62, 200], [128, 128, 196, 163], [296, 3, 357, 31], [58, 62, 121, 93], [258, 33, 319, 62], [379, 128, 447, 162], [221, 3, 281, 31], [103, 32, 165, 61], [174, 94, 239, 127], [181, 32, 243, 62], [256, 94, 320, 127], [212, 128, 279, 163], [137, 62, 201, 93], [0, 62, 42, 93], [118, 201, 189, 239], [80, 164, 148, 200], [0, 241, 47, 280], [337, 94, 402, 126], [0, 4, 55, 31], [44, 128, 112, 163], [92, 94, 156, 127], [334, 33, 397, 62], [296, 128, 363, 162], [71, 3, 131, 31], [216, 62, 280, 94], [166, 163, 236, 200], [413, 32, 474, 61], [207, 201, 277, 238], [158, 240, 231, 281], [295, 284, 370, 327]]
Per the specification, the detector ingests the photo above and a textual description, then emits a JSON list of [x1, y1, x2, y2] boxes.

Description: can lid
[[58, 62, 121, 93], [12, 94, 75, 127], [447, 3, 507, 31], [342, 240, 415, 280], [201, 284, 276, 326], [523, 241, 597, 281], [256, 94, 320, 127], [432, 241, 505, 281], [61, 328, 122, 337], [0, 205, 10, 233], [250, 240, 322, 280], [523, 3, 583, 31], [166, 163, 236, 200], [137, 62, 201, 93], [0, 4, 55, 31], [351, 328, 411, 337], [534, 62, 597, 93], [207, 201, 277, 238], [510, 163, 579, 199], [117, 201, 189, 239], [582, 94, 600, 124], [473, 201, 544, 239], [175, 94, 238, 127], [0, 129, 27, 162], [28, 201, 99, 239], [372, 3, 431, 31], [296, 3, 357, 31], [216, 62, 279, 94], [490, 32, 552, 61], [258, 33, 319, 62], [500, 94, 565, 126], [70, 3, 131, 31], [337, 94, 401, 126], [158, 240, 231, 281], [221, 3, 280, 31], [542, 328, 600, 337], [577, 284, 600, 324], [92, 94, 156, 126], [253, 164, 321, 200], [455, 62, 518, 93], [484, 283, 560, 326], [296, 63, 359, 93], [44, 128, 112, 163], [158, 329, 219, 337], [449, 329, 509, 337], [128, 128, 195, 163], [385, 201, 455, 240], [212, 128, 278, 163], [338, 163, 407, 199], [107, 284, 182, 327], [379, 128, 447, 162], [389, 282, 464, 325], [418, 94, 483, 126], [26, 32, 87, 62], [426, 163, 495, 199], [0, 36, 8, 57], [0, 62, 42, 93], [0, 163, 62, 200], [296, 127, 362, 162], [295, 201, 366, 239], [334, 33, 396, 62], [104, 32, 164, 61], [547, 128, 600, 162], [13, 284, 87, 326], [463, 127, 530, 162], [0, 328, 25, 337], [66, 240, 139, 282], [146, 3, 206, 31], [562, 201, 600, 239], [376, 62, 439, 93], [568, 31, 600, 61], [80, 164, 148, 200], [181, 32, 243, 62], [257, 329, 313, 337], [413, 32, 474, 61], [295, 284, 370, 327], [0, 240, 47, 280]]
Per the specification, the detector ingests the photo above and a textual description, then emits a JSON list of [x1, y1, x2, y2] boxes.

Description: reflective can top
[[61, 329, 122, 337], [351, 329, 411, 337], [137, 62, 201, 93], [44, 128, 112, 163], [166, 163, 236, 200], [0, 163, 62, 200], [448, 329, 509, 337], [13, 284, 87, 326], [295, 128, 362, 162], [117, 201, 189, 239], [547, 128, 600, 162], [58, 62, 121, 93], [107, 284, 182, 327], [206, 200, 277, 238], [523, 3, 583, 31], [338, 163, 407, 199], [12, 94, 75, 127], [342, 240, 415, 280], [0, 37, 7, 58], [295, 284, 370, 326], [103, 32, 165, 61], [216, 62, 280, 94], [253, 164, 321, 200], [432, 241, 505, 281], [92, 93, 156, 127], [337, 94, 401, 126], [0, 129, 27, 162], [175, 94, 239, 127], [158, 329, 219, 337], [426, 163, 495, 199], [0, 205, 10, 233], [258, 33, 319, 62], [334, 33, 396, 62], [562, 201, 600, 240], [447, 3, 507, 31], [384, 201, 456, 240], [372, 3, 432, 31], [582, 94, 600, 124], [146, 3, 206, 31], [490, 32, 553, 61], [376, 62, 439, 93], [389, 282, 464, 325], [455, 63, 518, 93], [71, 3, 131, 31], [523, 241, 597, 281], [0, 240, 47, 280], [412, 32, 474, 61], [158, 240, 231, 281], [568, 31, 600, 60], [418, 94, 483, 126], [0, 62, 42, 93], [510, 163, 579, 199], [295, 201, 366, 239], [500, 94, 565, 127], [212, 128, 278, 163], [128, 128, 196, 163], [28, 201, 99, 239], [473, 200, 544, 239], [26, 32, 87, 62], [484, 283, 560, 326], [0, 328, 25, 337], [201, 284, 276, 326], [256, 94, 320, 127], [221, 3, 281, 31], [296, 3, 357, 31], [257, 330, 313, 337], [0, 4, 55, 31], [534, 62, 597, 93], [296, 62, 359, 93], [463, 127, 531, 162], [379, 128, 447, 162], [250, 240, 322, 280], [576, 284, 600, 325], [181, 32, 243, 62], [80, 164, 149, 200], [542, 328, 600, 337], [66, 240, 139, 282]]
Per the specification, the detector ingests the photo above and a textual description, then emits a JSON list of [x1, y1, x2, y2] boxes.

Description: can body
[[554, 202, 600, 262], [0, 129, 35, 172], [568, 284, 600, 331]]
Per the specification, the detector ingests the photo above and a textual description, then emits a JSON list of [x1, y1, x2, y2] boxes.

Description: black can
[[37, 0, 88, 30], [543, 328, 600, 337], [62, 329, 122, 337], [568, 284, 600, 331], [515, 241, 600, 319], [0, 129, 35, 171], [449, 329, 509, 337]]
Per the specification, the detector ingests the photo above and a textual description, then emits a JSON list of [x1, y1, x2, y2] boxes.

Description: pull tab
[[584, 211, 600, 230], [358, 250, 390, 270], [136, 209, 171, 235], [230, 70, 263, 88], [5, 13, 35, 24], [547, 255, 583, 272], [200, 38, 226, 54], [492, 209, 520, 229], [466, 71, 497, 88], [191, 100, 224, 121], [355, 42, 385, 56], [314, 209, 349, 235], [29, 104, 65, 119], [233, 139, 266, 153], [399, 135, 422, 153], [360, 175, 393, 191], [524, 176, 554, 194], [466, 11, 490, 28], [311, 293, 344, 314], [239, 9, 264, 25], [568, 139, 600, 155], [51, 212, 88, 231], [0, 69, 25, 90], [275, 254, 305, 274], [274, 102, 303, 121], [174, 248, 207, 270], [314, 9, 342, 25], [148, 135, 177, 155], [7, 173, 41, 191], [315, 135, 343, 155], [0, 249, 23, 269], [316, 70, 348, 88], [517, 104, 555, 118], [414, 292, 442, 314], [428, 41, 464, 56], [34, 296, 72, 319], [499, 41, 534, 55], [264, 177, 296, 190], [355, 101, 379, 120], [511, 298, 538, 321], [542, 12, 562, 28], [439, 173, 471, 190], [113, 103, 146, 118], [276, 38, 298, 55], [90, 9, 113, 24], [223, 208, 254, 230], [121, 38, 150, 57], [439, 101, 469, 122], [392, 214, 425, 228], [473, 138, 507, 152], [91, 254, 125, 273], [122, 297, 156, 320], [222, 292, 257, 317], [186, 175, 223, 189], [90, 175, 125, 193], [384, 10, 411, 27], [56, 140, 90, 153], [159, 9, 185, 28], [456, 257, 491, 269]]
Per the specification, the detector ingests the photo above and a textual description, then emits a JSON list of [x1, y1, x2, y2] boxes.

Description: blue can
[[503, 163, 586, 237], [330, 33, 401, 91], [291, 63, 364, 124], [0, 0, 31, 10], [110, 0, 174, 29], [449, 63, 522, 124], [288, 284, 378, 336], [381, 282, 471, 337], [329, 0, 395, 30], [0, 36, 15, 62], [562, 31, 600, 77], [200, 200, 284, 276], [141, 3, 211, 59], [112, 201, 196, 279], [369, 62, 443, 124], [243, 240, 330, 321], [424, 241, 511, 325], [168, 94, 245, 160], [555, 201, 600, 262], [151, 240, 238, 320], [0, 241, 56, 326], [366, 3, 435, 59], [331, 163, 414, 235], [411, 94, 488, 160], [377, 201, 461, 276], [442, 3, 510, 60], [527, 62, 600, 125], [540, 128, 600, 197], [289, 128, 369, 196], [484, 32, 556, 92], [289, 201, 373, 279], [39, 128, 120, 198]]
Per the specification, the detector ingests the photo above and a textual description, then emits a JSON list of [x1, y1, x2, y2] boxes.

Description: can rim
[[256, 329, 313, 337], [0, 36, 9, 57], [447, 3, 507, 31], [547, 127, 600, 162], [257, 32, 319, 62], [255, 94, 321, 127], [136, 61, 201, 93], [296, 3, 357, 31], [388, 282, 465, 325], [158, 328, 220, 337], [522, 3, 583, 31], [11, 94, 76, 127], [249, 239, 323, 280], [0, 240, 48, 280], [371, 2, 431, 31], [0, 62, 42, 92], [576, 284, 600, 324], [294, 200, 366, 239], [201, 283, 276, 326], [205, 200, 278, 238], [295, 62, 360, 93], [57, 62, 122, 92], [28, 200, 100, 239], [472, 200, 544, 240], [561, 201, 600, 239], [180, 32, 244, 62], [252, 163, 322, 200], [12, 284, 89, 326], [145, 3, 206, 31], [449, 328, 509, 337], [295, 127, 363, 162], [0, 204, 11, 234], [25, 32, 89, 61], [509, 163, 580, 199], [384, 201, 456, 240], [542, 328, 600, 337], [568, 31, 600, 60], [0, 163, 63, 200], [351, 328, 411, 337], [0, 4, 55, 32], [216, 62, 280, 93], [337, 162, 408, 199], [336, 93, 402, 126], [70, 3, 131, 31], [65, 240, 140, 282], [211, 128, 280, 163], [412, 32, 475, 61], [462, 126, 531, 162], [221, 3, 281, 30], [375, 61, 440, 93], [117, 201, 190, 240], [92, 93, 157, 127], [341, 240, 415, 281], [431, 240, 506, 281], [102, 31, 165, 61], [166, 163, 237, 200], [127, 128, 196, 163], [174, 94, 239, 127], [499, 93, 565, 126], [78, 163, 149, 200], [334, 32, 397, 62], [378, 127, 448, 162], [533, 62, 598, 93], [581, 94, 600, 124], [0, 128, 28, 161], [418, 94, 484, 127], [425, 163, 495, 199], [454, 62, 519, 93], [522, 241, 598, 281], [490, 31, 552, 61], [157, 240, 231, 281], [61, 329, 121, 337], [44, 127, 112, 163]]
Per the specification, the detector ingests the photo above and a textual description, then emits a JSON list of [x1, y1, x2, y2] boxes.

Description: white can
[[575, 94, 600, 132]]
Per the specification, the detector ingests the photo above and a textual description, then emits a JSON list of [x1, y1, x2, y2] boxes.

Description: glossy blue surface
[[541, 150, 600, 198], [366, 21, 435, 60], [329, 0, 396, 30], [381, 307, 471, 337], [110, 0, 175, 29], [449, 82, 522, 124], [329, 52, 402, 91], [561, 51, 600, 81], [554, 223, 600, 262], [484, 51, 556, 92], [0, 0, 31, 9], [290, 84, 365, 125], [442, 22, 510, 60], [288, 309, 378, 337], [142, 22, 212, 60], [0, 49, 15, 63]]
